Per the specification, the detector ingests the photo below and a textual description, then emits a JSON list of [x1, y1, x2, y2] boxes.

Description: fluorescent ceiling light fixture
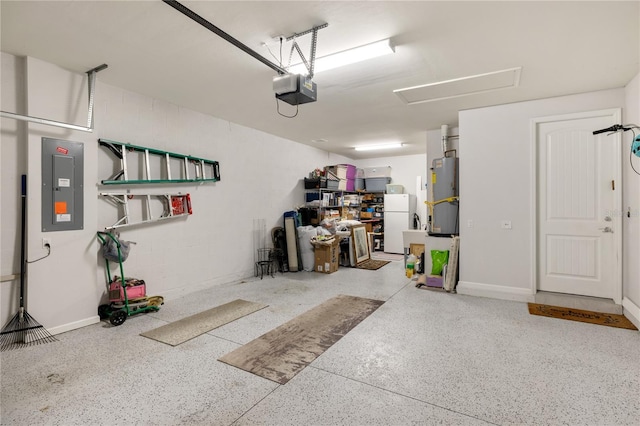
[[289, 39, 394, 75], [394, 67, 522, 105], [355, 143, 403, 152]]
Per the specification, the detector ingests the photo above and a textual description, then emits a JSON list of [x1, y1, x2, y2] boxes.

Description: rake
[[0, 175, 57, 351]]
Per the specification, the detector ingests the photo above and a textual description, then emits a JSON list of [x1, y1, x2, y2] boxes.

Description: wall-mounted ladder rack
[[98, 139, 220, 185], [100, 192, 192, 230]]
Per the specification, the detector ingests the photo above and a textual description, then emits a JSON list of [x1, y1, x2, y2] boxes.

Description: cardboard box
[[313, 238, 340, 274]]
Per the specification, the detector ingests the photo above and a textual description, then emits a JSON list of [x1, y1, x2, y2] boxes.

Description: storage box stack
[[326, 169, 339, 189], [326, 164, 357, 191], [364, 166, 392, 191], [355, 168, 365, 191]]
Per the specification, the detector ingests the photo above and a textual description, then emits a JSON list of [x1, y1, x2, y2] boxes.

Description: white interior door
[[535, 109, 621, 302]]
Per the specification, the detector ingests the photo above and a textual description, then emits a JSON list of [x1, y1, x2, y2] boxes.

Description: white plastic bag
[[297, 225, 317, 272]]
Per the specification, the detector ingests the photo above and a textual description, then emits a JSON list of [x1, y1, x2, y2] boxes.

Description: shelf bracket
[[1, 64, 108, 133]]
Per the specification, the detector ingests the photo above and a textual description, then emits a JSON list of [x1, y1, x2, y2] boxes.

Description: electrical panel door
[[42, 138, 84, 232]]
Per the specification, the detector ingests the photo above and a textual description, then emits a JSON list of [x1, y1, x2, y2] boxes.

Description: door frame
[[530, 108, 622, 304]]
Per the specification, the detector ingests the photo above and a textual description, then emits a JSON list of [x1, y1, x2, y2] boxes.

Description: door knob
[[604, 216, 612, 222], [598, 227, 613, 233]]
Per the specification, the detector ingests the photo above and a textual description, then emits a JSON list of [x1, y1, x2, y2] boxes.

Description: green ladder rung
[[101, 178, 219, 185], [99, 138, 217, 164], [98, 138, 221, 184]]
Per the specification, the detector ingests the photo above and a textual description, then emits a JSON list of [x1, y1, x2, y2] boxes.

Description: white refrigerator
[[384, 194, 417, 253]]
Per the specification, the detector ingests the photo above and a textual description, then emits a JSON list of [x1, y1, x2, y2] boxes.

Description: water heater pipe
[[441, 124, 449, 154]]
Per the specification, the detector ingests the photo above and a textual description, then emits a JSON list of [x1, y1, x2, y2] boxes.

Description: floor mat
[[356, 259, 391, 270], [140, 299, 268, 346], [218, 294, 384, 384], [527, 303, 637, 330]]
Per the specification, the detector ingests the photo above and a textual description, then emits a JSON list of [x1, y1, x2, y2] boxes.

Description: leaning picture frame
[[351, 224, 370, 264]]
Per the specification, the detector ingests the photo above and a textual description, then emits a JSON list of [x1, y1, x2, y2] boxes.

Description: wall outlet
[[42, 237, 51, 248], [467, 219, 473, 228], [501, 220, 512, 230]]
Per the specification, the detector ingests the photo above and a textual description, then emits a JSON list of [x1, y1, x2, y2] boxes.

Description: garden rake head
[[0, 307, 57, 352]]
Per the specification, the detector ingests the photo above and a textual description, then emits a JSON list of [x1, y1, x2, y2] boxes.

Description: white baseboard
[[45, 270, 255, 336], [48, 315, 100, 336], [159, 269, 255, 301], [457, 281, 535, 303], [622, 297, 640, 330]]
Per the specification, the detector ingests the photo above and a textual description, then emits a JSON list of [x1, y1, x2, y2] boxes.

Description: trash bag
[[297, 225, 316, 272], [430, 250, 449, 276], [102, 233, 133, 262]]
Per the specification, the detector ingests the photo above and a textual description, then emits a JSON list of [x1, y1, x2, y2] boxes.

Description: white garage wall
[[0, 53, 352, 333], [458, 87, 629, 303], [0, 53, 27, 330]]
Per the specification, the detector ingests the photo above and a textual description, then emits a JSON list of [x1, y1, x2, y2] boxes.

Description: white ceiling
[[1, 1, 638, 159]]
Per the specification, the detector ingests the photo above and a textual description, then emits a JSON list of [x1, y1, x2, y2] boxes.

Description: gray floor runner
[[141, 299, 268, 346], [218, 294, 384, 384]]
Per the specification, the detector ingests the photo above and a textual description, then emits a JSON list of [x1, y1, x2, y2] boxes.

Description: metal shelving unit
[[359, 192, 385, 251], [302, 188, 361, 224]]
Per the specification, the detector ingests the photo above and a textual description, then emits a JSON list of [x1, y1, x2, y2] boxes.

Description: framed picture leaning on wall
[[351, 224, 370, 264]]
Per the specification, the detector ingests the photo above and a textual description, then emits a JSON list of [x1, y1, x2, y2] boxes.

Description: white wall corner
[[48, 316, 100, 336], [457, 281, 535, 303], [622, 297, 640, 331]]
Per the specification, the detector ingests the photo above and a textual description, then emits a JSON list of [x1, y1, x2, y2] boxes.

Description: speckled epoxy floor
[[1, 261, 639, 425]]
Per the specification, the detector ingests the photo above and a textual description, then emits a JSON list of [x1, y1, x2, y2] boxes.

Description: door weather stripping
[[0, 64, 108, 133]]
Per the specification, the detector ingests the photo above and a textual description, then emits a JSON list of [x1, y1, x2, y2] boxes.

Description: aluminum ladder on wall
[[98, 138, 221, 185], [100, 192, 192, 230]]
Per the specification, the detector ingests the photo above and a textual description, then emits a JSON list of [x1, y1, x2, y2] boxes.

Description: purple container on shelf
[[342, 164, 357, 179]]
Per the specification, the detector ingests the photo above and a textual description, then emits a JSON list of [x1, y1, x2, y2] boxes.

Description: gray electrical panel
[[429, 156, 459, 236], [42, 138, 84, 232]]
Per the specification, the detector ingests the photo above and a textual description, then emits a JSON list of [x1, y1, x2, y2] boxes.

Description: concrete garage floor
[[1, 260, 639, 425]]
